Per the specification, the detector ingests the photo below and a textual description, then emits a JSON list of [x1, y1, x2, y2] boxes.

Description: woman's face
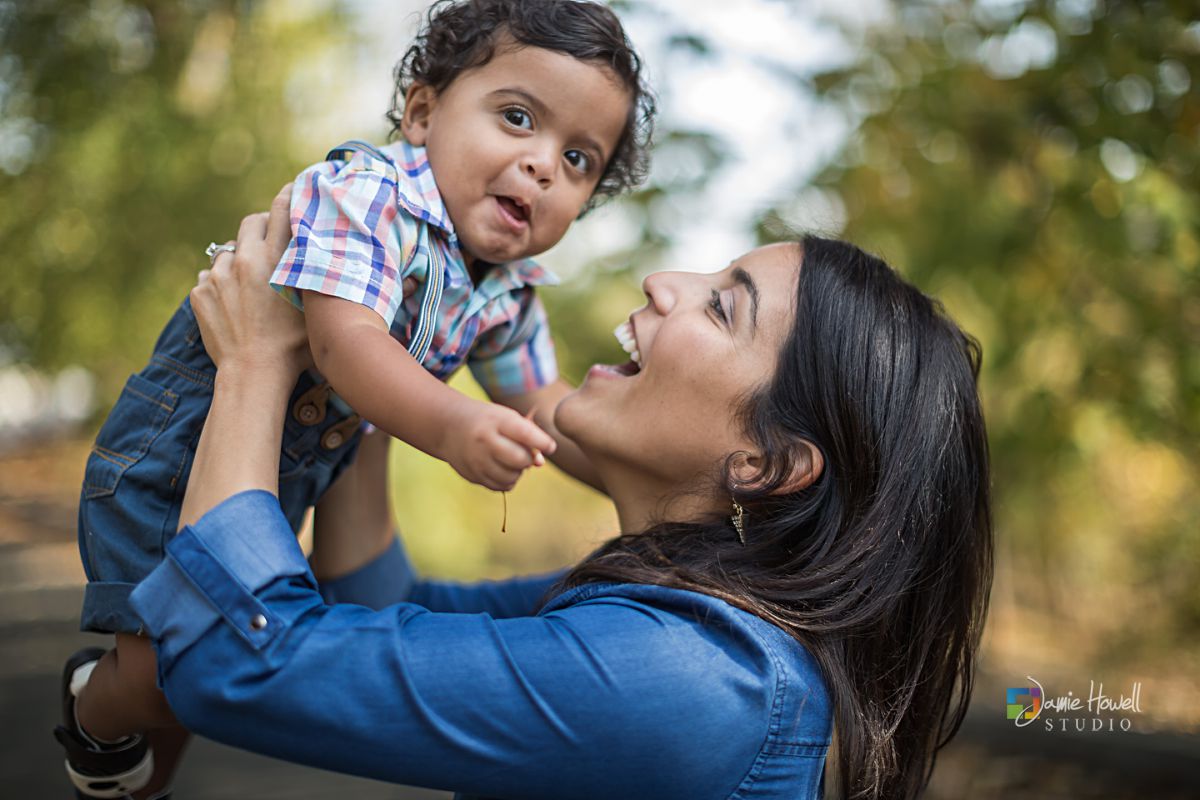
[[556, 242, 801, 492]]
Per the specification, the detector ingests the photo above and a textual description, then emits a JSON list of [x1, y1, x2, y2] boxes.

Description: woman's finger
[[197, 269, 211, 283], [237, 211, 269, 246], [210, 239, 237, 280], [266, 183, 293, 250]]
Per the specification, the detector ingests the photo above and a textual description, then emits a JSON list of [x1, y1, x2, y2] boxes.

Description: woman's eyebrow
[[732, 266, 759, 333]]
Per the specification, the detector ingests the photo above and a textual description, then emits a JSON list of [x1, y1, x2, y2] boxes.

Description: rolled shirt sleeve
[[130, 491, 313, 667], [271, 152, 422, 328], [127, 491, 813, 799]]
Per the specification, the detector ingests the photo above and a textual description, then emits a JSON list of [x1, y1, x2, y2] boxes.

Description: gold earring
[[731, 500, 746, 546]]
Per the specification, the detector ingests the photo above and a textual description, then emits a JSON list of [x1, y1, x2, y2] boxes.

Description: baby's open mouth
[[497, 196, 529, 223]]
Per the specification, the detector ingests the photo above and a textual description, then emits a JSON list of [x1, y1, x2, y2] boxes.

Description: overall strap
[[407, 240, 444, 366], [324, 140, 444, 366], [324, 139, 394, 164]]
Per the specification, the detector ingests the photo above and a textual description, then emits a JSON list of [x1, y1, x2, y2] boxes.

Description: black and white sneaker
[[52, 647, 155, 799]]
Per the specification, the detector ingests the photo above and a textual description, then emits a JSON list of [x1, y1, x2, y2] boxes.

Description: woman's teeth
[[613, 321, 642, 368]]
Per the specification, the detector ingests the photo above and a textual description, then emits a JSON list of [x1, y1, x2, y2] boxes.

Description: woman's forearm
[[177, 364, 296, 528], [178, 186, 308, 527]]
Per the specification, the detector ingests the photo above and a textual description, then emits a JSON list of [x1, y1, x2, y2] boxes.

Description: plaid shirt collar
[[391, 141, 456, 237]]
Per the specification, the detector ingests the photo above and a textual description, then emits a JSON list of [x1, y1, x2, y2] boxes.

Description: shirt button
[[321, 430, 344, 450], [250, 614, 268, 631]]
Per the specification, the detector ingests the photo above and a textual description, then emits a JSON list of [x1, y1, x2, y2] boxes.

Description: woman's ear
[[731, 440, 824, 496], [400, 84, 437, 145]]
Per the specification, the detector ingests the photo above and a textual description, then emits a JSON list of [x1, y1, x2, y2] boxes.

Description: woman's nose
[[641, 271, 678, 316]]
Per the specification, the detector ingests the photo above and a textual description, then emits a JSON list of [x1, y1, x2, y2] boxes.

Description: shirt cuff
[[130, 490, 314, 666]]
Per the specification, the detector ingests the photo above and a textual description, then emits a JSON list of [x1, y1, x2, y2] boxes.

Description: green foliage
[[0, 0, 353, 395], [790, 0, 1199, 657]]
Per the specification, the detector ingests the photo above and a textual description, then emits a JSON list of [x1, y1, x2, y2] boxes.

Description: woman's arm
[[184, 194, 561, 616], [311, 428, 568, 615], [177, 186, 311, 527], [130, 509, 791, 799]]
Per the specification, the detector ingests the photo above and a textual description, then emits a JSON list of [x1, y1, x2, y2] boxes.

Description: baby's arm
[[303, 291, 556, 491], [495, 379, 606, 494]]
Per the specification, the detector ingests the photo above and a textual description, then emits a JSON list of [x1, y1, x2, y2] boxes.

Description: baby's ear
[[730, 440, 824, 496], [400, 84, 437, 145]]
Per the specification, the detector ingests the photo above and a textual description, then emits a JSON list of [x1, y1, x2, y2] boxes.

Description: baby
[[54, 1, 654, 797]]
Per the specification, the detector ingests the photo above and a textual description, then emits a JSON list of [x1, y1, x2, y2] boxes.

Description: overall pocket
[[83, 373, 179, 499]]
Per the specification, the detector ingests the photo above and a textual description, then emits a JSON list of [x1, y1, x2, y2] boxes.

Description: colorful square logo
[[1006, 686, 1042, 720]]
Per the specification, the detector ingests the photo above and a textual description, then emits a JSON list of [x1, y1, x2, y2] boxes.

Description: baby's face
[[402, 42, 630, 266]]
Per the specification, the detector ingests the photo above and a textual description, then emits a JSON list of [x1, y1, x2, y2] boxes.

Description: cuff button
[[250, 614, 268, 631]]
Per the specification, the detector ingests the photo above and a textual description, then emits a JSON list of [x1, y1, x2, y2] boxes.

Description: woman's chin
[[553, 390, 585, 440], [553, 387, 613, 451]]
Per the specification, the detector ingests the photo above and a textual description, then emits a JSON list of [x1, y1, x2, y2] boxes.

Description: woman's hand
[[191, 183, 310, 377]]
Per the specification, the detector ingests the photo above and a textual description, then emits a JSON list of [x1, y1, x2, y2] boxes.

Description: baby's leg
[[76, 634, 175, 740], [74, 635, 190, 799]]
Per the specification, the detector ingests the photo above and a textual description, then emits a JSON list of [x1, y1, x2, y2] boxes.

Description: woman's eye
[[565, 149, 592, 173], [503, 108, 532, 129], [709, 289, 728, 323]]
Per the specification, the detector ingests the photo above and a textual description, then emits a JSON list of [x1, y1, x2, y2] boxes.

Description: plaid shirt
[[271, 141, 560, 397]]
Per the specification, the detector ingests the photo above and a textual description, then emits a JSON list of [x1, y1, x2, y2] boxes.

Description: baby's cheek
[[546, 206, 576, 237]]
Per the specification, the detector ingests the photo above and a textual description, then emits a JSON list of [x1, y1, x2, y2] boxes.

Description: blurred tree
[[784, 0, 1200, 663], [0, 0, 354, 393]]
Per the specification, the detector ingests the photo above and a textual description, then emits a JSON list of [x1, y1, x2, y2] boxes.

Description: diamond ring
[[205, 242, 236, 264]]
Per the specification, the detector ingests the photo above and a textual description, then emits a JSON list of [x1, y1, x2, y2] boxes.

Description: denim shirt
[[129, 491, 832, 799]]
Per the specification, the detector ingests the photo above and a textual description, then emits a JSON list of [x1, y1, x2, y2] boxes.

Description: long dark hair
[[545, 236, 993, 799]]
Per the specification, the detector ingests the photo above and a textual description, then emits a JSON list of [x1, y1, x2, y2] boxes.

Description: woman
[[128, 189, 992, 800]]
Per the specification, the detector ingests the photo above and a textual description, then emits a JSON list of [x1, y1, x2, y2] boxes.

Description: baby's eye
[[502, 108, 532, 129], [565, 149, 592, 173]]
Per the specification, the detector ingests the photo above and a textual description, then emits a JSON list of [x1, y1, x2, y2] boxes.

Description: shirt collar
[[493, 258, 561, 289], [461, 257, 561, 302], [383, 141, 456, 237]]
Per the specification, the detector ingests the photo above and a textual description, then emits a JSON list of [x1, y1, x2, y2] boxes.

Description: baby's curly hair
[[388, 0, 655, 211]]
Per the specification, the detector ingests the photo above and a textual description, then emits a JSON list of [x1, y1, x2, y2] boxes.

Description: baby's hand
[[444, 400, 557, 491]]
